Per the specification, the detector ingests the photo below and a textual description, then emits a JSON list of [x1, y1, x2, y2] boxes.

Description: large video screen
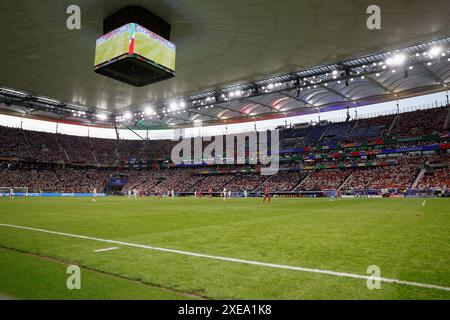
[[94, 24, 131, 67], [134, 25, 176, 72], [94, 23, 176, 72]]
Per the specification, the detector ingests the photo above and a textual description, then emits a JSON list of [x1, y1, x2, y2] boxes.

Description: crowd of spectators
[[0, 168, 62, 192], [224, 174, 270, 192], [257, 171, 309, 192], [122, 170, 166, 194], [154, 168, 204, 193], [368, 165, 420, 190], [391, 107, 448, 138], [0, 167, 115, 193], [90, 138, 118, 164], [58, 134, 95, 163], [0, 105, 449, 194], [341, 168, 381, 190], [1, 105, 448, 165], [297, 169, 351, 191], [417, 167, 449, 189], [194, 175, 236, 192]]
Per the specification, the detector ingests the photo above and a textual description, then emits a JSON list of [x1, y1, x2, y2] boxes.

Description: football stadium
[[0, 1, 449, 304]]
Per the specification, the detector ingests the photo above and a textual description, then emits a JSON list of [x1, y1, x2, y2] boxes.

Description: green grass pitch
[[0, 197, 449, 300]]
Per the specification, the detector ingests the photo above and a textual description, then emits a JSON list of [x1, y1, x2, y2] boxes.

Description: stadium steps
[[293, 172, 311, 191], [86, 173, 96, 189], [86, 171, 106, 191], [215, 175, 238, 191], [138, 140, 149, 160], [88, 138, 99, 163], [339, 172, 354, 191], [20, 128, 35, 157], [222, 175, 238, 190], [388, 115, 399, 133], [52, 169, 64, 185], [112, 138, 120, 164], [252, 176, 272, 192], [318, 126, 328, 142], [444, 108, 450, 129], [340, 121, 357, 142], [55, 136, 71, 163], [412, 168, 426, 189], [187, 176, 208, 191]]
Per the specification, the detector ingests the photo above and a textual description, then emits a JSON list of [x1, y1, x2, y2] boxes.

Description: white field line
[[1, 223, 449, 293], [94, 247, 119, 253]]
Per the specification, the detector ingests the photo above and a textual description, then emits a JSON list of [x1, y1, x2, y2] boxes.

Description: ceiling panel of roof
[[1, 0, 449, 118]]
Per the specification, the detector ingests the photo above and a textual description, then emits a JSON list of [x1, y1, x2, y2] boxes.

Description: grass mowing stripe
[[1, 223, 449, 293], [0, 246, 201, 300]]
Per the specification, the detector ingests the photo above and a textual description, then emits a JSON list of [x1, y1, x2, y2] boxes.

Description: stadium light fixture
[[97, 114, 108, 121], [169, 102, 178, 111], [428, 46, 442, 58], [386, 53, 406, 66], [144, 107, 154, 116], [123, 112, 132, 120]]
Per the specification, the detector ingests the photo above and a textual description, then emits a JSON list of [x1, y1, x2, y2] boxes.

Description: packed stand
[[257, 171, 309, 192], [297, 169, 351, 191], [417, 167, 449, 189]]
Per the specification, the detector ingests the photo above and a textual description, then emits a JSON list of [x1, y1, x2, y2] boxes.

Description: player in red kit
[[263, 186, 271, 204], [208, 188, 213, 199]]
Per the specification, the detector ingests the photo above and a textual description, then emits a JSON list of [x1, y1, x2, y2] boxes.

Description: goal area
[[0, 187, 29, 196]]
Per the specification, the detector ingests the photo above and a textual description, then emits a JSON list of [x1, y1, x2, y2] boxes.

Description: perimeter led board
[[94, 23, 176, 87]]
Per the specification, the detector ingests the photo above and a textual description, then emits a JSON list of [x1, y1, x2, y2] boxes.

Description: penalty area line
[[0, 223, 449, 293], [94, 247, 119, 253]]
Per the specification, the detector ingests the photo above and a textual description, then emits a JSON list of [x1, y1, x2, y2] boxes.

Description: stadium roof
[[0, 0, 449, 128]]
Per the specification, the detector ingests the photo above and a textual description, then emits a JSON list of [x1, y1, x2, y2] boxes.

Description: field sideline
[[0, 197, 449, 300]]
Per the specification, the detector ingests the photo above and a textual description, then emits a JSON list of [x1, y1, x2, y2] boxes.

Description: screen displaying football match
[[94, 23, 176, 72], [134, 24, 176, 72], [94, 24, 131, 67]]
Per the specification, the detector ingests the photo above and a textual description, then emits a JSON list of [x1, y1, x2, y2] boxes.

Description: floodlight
[[97, 114, 108, 121], [428, 46, 442, 57], [386, 53, 406, 66]]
